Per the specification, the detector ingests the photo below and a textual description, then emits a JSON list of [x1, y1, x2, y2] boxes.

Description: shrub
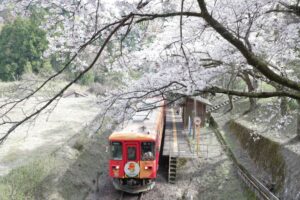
[[79, 71, 95, 85], [0, 158, 54, 199], [0, 17, 48, 81], [288, 99, 298, 111]]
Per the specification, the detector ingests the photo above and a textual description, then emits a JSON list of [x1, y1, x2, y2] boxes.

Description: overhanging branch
[[133, 12, 202, 23], [200, 86, 300, 99], [197, 0, 300, 92]]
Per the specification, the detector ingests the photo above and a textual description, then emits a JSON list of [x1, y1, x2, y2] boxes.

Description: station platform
[[162, 108, 196, 158], [162, 108, 196, 183]]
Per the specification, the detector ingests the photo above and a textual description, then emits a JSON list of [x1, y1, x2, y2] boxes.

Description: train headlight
[[113, 165, 119, 170], [144, 166, 152, 170]]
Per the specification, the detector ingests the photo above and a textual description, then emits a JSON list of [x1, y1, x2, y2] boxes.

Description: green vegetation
[[177, 158, 188, 168], [288, 98, 298, 111], [128, 69, 142, 80], [79, 71, 95, 86], [233, 79, 275, 92], [73, 140, 85, 152], [0, 157, 54, 200], [0, 17, 48, 81]]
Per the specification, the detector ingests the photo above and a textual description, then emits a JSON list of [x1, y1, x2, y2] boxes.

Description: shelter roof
[[190, 96, 212, 106]]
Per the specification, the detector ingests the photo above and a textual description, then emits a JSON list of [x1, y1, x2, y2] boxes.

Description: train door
[[124, 142, 140, 178]]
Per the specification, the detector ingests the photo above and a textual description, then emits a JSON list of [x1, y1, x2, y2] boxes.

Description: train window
[[127, 147, 136, 160], [141, 142, 155, 161], [110, 142, 122, 160]]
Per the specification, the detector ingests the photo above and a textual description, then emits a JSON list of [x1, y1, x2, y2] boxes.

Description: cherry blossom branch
[[267, 2, 300, 17], [134, 12, 203, 23], [200, 87, 300, 99], [197, 0, 300, 92]]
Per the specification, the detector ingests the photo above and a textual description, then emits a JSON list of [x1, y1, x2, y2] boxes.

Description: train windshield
[[141, 142, 155, 161], [127, 147, 136, 160], [110, 142, 122, 160]]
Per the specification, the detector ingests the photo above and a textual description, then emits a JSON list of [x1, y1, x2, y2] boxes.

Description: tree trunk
[[249, 98, 257, 111], [242, 72, 257, 111], [274, 85, 288, 116], [224, 95, 234, 113], [280, 96, 288, 116]]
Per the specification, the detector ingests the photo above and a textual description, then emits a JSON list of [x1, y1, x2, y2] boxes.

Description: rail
[[209, 116, 280, 200]]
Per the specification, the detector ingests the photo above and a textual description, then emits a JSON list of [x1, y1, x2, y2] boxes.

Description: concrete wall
[[229, 120, 300, 200]]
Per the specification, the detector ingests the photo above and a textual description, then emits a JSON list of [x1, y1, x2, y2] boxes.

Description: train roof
[[109, 100, 163, 141]]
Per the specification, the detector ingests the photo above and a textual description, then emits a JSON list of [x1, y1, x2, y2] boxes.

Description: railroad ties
[[163, 108, 196, 184], [207, 96, 243, 112], [168, 156, 177, 184], [119, 192, 143, 200]]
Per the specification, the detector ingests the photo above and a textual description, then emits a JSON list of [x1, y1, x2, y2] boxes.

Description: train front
[[108, 134, 158, 194]]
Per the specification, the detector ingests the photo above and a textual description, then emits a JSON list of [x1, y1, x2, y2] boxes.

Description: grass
[[0, 157, 55, 200], [72, 140, 84, 152], [177, 158, 188, 168], [260, 82, 276, 92], [0, 77, 89, 99], [1, 148, 23, 164]]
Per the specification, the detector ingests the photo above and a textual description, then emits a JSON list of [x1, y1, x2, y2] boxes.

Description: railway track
[[118, 192, 143, 200]]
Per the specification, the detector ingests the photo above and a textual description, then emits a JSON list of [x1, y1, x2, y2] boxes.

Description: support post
[[193, 98, 197, 139], [196, 125, 200, 156], [194, 117, 201, 156]]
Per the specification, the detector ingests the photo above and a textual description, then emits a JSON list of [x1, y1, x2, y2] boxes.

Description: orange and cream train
[[109, 100, 165, 193]]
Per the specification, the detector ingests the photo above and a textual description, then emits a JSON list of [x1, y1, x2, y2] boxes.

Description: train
[[108, 100, 165, 193]]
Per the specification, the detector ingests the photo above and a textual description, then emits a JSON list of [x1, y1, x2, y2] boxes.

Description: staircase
[[168, 156, 177, 184]]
